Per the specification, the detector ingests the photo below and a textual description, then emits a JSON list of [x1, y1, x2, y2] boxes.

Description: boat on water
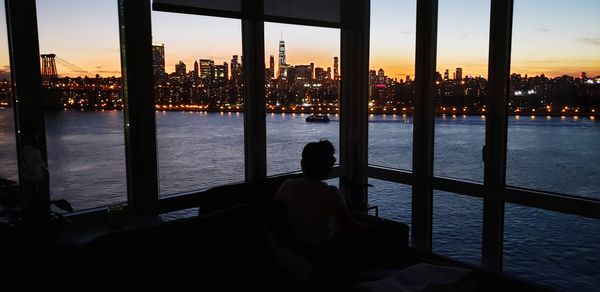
[[305, 114, 330, 123]]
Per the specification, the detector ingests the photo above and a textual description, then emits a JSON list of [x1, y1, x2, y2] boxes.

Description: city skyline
[[0, 0, 599, 79], [10, 49, 596, 117]]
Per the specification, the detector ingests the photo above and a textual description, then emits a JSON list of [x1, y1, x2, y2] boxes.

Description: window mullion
[[5, 0, 50, 222], [242, 0, 266, 182], [118, 0, 159, 212], [482, 0, 514, 272], [411, 0, 438, 252], [340, 0, 370, 211]]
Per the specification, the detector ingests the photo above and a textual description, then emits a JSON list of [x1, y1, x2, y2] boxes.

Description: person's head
[[301, 140, 336, 179]]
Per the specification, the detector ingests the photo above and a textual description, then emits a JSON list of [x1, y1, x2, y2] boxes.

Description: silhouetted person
[[275, 140, 368, 247], [274, 140, 369, 290]]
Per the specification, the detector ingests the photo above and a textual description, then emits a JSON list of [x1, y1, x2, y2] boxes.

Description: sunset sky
[[0, 0, 598, 79]]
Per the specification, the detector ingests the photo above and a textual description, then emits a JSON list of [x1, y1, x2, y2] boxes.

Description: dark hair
[[302, 140, 336, 179]]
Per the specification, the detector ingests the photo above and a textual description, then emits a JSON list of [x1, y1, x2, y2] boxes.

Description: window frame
[[366, 0, 600, 274], [3, 0, 599, 279]]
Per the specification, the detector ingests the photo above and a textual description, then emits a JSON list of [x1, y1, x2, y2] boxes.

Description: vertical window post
[[482, 0, 513, 272], [118, 0, 159, 212], [340, 0, 370, 211], [412, 0, 438, 252], [5, 0, 50, 223], [242, 0, 267, 182]]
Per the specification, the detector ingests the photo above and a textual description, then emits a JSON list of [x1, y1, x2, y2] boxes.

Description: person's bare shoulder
[[323, 184, 347, 205], [274, 180, 289, 200], [275, 178, 301, 200]]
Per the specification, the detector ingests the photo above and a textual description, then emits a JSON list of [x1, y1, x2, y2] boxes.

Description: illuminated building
[[333, 56, 339, 80], [152, 44, 166, 84], [175, 59, 186, 77], [199, 59, 214, 80], [278, 39, 287, 79]]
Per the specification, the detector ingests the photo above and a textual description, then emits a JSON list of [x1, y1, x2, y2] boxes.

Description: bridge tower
[[40, 54, 58, 85]]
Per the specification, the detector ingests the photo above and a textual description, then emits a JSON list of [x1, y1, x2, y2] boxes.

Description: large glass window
[[368, 0, 416, 171], [504, 2, 600, 288], [0, 0, 17, 185], [433, 0, 490, 182], [368, 179, 412, 237], [504, 204, 600, 290], [428, 0, 490, 268], [265, 23, 340, 176], [37, 0, 126, 211], [151, 11, 244, 196], [506, 1, 600, 198], [432, 190, 482, 266]]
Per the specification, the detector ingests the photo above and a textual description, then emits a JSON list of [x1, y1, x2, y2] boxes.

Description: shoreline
[[0, 106, 597, 117]]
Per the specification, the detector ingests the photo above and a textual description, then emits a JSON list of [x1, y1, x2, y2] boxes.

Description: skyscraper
[[333, 57, 339, 81], [315, 67, 327, 80], [456, 67, 463, 80], [175, 59, 186, 77], [193, 60, 199, 80], [292, 65, 312, 80], [215, 62, 228, 80], [377, 68, 385, 82], [199, 59, 214, 80], [231, 55, 241, 82], [278, 39, 287, 79], [444, 69, 449, 80], [369, 70, 377, 83], [152, 44, 166, 84], [269, 55, 275, 80]]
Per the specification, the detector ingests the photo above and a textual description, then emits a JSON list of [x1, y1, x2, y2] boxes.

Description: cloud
[[536, 28, 550, 33], [576, 36, 600, 46]]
